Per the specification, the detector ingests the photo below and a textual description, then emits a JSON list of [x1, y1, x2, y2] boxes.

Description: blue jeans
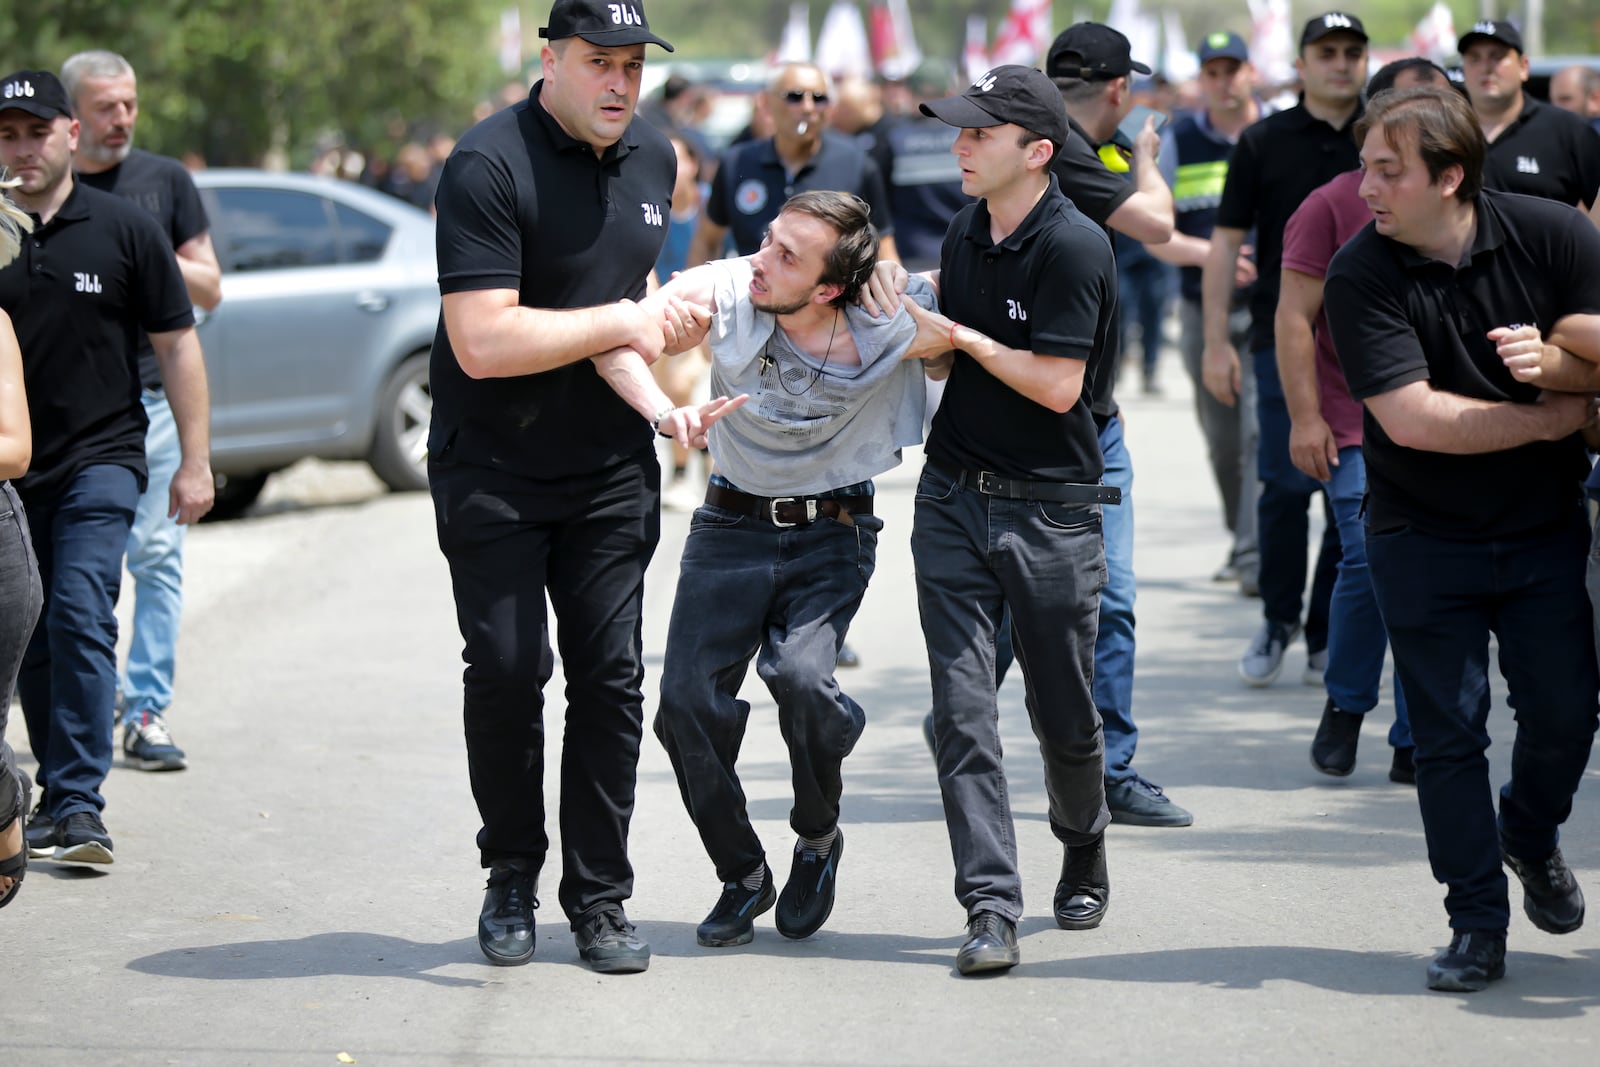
[[1254, 347, 1339, 647], [654, 495, 880, 884], [913, 462, 1108, 922], [122, 390, 186, 719], [1367, 513, 1599, 930], [17, 464, 141, 820], [1322, 447, 1410, 747], [1, 482, 42, 828]]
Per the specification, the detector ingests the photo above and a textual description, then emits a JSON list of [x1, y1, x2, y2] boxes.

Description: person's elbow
[[1039, 378, 1083, 414]]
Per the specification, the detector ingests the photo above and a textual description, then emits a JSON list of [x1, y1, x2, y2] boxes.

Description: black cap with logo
[[1457, 19, 1523, 55], [1299, 12, 1369, 47], [0, 70, 72, 120], [539, 0, 674, 52], [1046, 23, 1153, 81], [920, 65, 1069, 151]]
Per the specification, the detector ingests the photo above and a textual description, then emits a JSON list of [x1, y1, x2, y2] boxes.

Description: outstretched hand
[[657, 393, 749, 451]]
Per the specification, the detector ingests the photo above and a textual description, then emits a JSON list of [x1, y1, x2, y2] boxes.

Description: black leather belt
[[704, 484, 874, 527], [932, 462, 1121, 505]]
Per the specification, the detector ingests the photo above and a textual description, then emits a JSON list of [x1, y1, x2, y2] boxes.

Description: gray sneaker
[[1302, 648, 1328, 687], [1239, 620, 1301, 687]]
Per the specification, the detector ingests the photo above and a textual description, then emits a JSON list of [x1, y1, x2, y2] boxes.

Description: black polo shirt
[[1481, 96, 1600, 209], [706, 130, 893, 255], [431, 81, 676, 480], [78, 148, 210, 389], [1216, 99, 1361, 353], [1325, 190, 1600, 538], [0, 181, 194, 498], [929, 174, 1113, 482]]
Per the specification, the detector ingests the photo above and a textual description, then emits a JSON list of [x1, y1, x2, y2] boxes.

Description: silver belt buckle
[[977, 470, 1002, 495], [768, 496, 816, 527]]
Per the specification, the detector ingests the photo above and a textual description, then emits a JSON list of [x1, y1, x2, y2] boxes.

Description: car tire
[[205, 472, 270, 522], [369, 350, 432, 492]]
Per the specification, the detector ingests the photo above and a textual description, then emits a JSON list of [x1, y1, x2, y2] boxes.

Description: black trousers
[[430, 450, 660, 924]]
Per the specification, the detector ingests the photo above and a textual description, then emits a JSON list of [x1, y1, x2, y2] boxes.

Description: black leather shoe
[[1389, 746, 1416, 784], [1502, 845, 1585, 934], [478, 865, 538, 966], [776, 831, 843, 940], [574, 905, 650, 974], [1426, 929, 1506, 992], [1055, 834, 1110, 930], [1311, 698, 1362, 776], [956, 911, 1019, 975], [697, 863, 775, 947]]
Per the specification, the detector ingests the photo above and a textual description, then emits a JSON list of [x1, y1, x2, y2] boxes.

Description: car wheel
[[204, 472, 270, 522], [369, 350, 431, 492]]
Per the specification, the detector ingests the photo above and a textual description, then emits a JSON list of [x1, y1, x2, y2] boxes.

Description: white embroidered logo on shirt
[[641, 202, 663, 226], [1516, 156, 1540, 174], [1006, 298, 1028, 321], [74, 272, 102, 294]]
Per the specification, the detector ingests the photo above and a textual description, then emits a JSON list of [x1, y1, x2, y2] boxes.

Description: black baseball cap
[[1300, 12, 1368, 47], [1046, 23, 1152, 80], [1198, 32, 1250, 65], [539, 0, 674, 52], [0, 70, 72, 120], [1457, 19, 1523, 55], [920, 65, 1069, 150]]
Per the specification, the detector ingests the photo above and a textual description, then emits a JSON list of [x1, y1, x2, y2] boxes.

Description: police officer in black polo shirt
[[428, 0, 706, 974], [0, 70, 213, 868], [1325, 86, 1600, 993], [1203, 12, 1365, 691], [1457, 20, 1600, 211], [893, 66, 1120, 975]]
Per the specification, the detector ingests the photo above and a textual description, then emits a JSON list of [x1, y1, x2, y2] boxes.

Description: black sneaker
[[1310, 698, 1362, 776], [54, 811, 114, 865], [122, 711, 188, 771], [24, 793, 54, 860], [478, 865, 538, 966], [1502, 845, 1585, 935], [956, 911, 1019, 975], [1389, 746, 1416, 785], [1054, 833, 1110, 930], [574, 905, 650, 974], [696, 863, 775, 947], [1106, 776, 1193, 827], [1426, 929, 1506, 992], [776, 831, 843, 940]]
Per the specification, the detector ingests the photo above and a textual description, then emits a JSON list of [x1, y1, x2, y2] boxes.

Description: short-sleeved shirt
[[1481, 97, 1600, 209], [78, 148, 210, 389], [1216, 99, 1362, 353], [706, 131, 893, 255], [0, 182, 195, 497], [929, 173, 1115, 483], [1280, 170, 1367, 450], [430, 81, 676, 480], [1325, 189, 1600, 538]]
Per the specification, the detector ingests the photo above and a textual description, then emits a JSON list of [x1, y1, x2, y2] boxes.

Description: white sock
[[798, 830, 836, 854]]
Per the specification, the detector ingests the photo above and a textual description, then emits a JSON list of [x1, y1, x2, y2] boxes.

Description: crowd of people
[[5, 0, 1600, 1001]]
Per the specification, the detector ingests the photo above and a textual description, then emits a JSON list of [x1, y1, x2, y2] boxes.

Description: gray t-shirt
[[704, 256, 937, 496]]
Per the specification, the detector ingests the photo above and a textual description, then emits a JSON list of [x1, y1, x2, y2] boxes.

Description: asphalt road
[[4, 358, 1599, 1065]]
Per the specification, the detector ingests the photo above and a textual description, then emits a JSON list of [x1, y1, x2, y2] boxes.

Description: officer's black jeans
[[430, 450, 660, 924], [1368, 510, 1599, 932]]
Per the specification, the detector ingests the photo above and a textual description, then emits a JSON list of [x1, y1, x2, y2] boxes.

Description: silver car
[[193, 169, 437, 517]]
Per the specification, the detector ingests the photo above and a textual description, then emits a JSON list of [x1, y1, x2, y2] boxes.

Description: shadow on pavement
[[127, 932, 491, 988]]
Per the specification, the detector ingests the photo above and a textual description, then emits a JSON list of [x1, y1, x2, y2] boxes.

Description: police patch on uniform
[[735, 179, 769, 216]]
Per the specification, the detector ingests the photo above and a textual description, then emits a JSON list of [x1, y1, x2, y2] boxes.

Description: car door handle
[[356, 292, 391, 313]]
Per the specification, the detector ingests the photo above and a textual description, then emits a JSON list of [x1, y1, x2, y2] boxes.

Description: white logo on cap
[[608, 3, 642, 26], [3, 79, 35, 99], [1323, 13, 1353, 29], [974, 72, 998, 93], [1472, 20, 1497, 35]]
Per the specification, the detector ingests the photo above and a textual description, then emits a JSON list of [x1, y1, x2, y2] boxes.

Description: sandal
[[0, 770, 30, 909]]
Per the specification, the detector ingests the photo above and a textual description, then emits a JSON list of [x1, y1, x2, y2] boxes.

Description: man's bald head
[[1550, 65, 1600, 119]]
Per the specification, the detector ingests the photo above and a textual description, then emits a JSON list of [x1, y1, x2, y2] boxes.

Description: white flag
[[775, 3, 813, 64], [499, 6, 522, 76], [1246, 0, 1294, 88], [815, 1, 873, 81], [1410, 2, 1457, 64], [990, 0, 1052, 68], [1162, 12, 1198, 82], [963, 15, 990, 84]]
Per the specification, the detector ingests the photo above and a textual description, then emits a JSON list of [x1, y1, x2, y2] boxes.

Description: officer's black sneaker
[[24, 793, 54, 860], [776, 831, 843, 940], [1310, 698, 1362, 776], [696, 863, 775, 947], [478, 865, 538, 966], [1054, 833, 1110, 930], [574, 905, 650, 974], [956, 911, 1019, 975], [1502, 845, 1585, 935], [54, 811, 114, 865], [1426, 929, 1506, 992]]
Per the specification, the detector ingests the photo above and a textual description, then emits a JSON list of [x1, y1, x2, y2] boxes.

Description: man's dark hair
[[1051, 74, 1111, 107], [780, 190, 879, 307], [1355, 85, 1485, 203], [1367, 57, 1449, 99]]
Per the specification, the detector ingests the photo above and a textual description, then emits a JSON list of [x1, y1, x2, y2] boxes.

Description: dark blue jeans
[[17, 464, 140, 820], [430, 450, 660, 924], [913, 462, 1109, 923], [654, 499, 881, 884], [1253, 347, 1339, 647], [1367, 513, 1599, 931], [1, 482, 42, 828]]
